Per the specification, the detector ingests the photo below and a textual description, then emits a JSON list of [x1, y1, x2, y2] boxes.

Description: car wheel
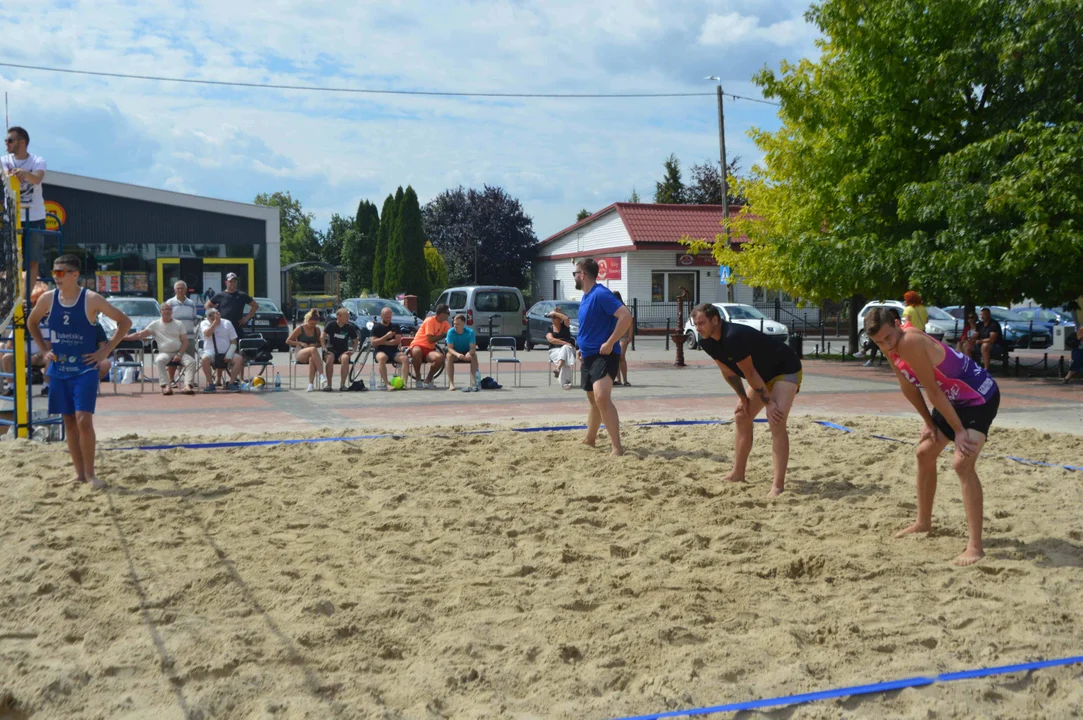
[[525, 335, 534, 351], [685, 329, 698, 350], [477, 338, 489, 351], [516, 336, 526, 351], [858, 330, 869, 350]]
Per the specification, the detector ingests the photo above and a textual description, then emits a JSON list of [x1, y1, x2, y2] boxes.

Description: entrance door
[[203, 271, 222, 300], [668, 272, 697, 303]]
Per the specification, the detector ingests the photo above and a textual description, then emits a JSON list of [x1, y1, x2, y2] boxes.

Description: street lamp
[[705, 75, 730, 245]]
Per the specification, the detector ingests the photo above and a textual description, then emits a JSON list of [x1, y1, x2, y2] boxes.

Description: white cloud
[[1, 0, 821, 237]]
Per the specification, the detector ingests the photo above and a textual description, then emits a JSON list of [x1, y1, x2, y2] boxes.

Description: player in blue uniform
[[27, 254, 131, 489]]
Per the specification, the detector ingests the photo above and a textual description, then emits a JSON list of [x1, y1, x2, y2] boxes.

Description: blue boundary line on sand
[[816, 420, 1083, 473], [110, 419, 741, 451], [606, 655, 1083, 720]]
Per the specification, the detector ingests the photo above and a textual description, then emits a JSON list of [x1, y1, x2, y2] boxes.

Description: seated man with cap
[[198, 306, 243, 392]]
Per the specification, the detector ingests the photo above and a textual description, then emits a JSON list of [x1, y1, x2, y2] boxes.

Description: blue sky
[[0, 0, 820, 239]]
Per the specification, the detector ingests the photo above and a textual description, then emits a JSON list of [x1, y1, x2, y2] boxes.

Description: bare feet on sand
[[953, 546, 985, 566], [894, 522, 932, 539], [611, 448, 624, 457], [767, 484, 784, 498], [581, 439, 596, 448], [723, 470, 745, 483], [447, 384, 457, 392], [68, 475, 86, 486], [86, 477, 106, 490]]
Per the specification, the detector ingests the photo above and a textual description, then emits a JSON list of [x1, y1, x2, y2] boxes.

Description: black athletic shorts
[[581, 353, 619, 392], [932, 391, 999, 441], [374, 346, 399, 362]]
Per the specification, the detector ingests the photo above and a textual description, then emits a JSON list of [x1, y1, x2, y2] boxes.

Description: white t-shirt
[[144, 318, 187, 355], [1, 153, 47, 222], [165, 296, 200, 336], [199, 317, 238, 355]]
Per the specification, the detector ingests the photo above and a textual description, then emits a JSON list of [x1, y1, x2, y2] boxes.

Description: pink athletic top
[[891, 336, 998, 408]]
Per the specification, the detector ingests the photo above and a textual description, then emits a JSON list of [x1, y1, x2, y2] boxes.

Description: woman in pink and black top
[[865, 307, 999, 567]]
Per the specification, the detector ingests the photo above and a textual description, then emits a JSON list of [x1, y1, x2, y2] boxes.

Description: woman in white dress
[[546, 310, 577, 389]]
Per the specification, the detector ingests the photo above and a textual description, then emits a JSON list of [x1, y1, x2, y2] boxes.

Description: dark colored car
[[342, 298, 422, 337], [942, 305, 1051, 349], [248, 298, 290, 350], [524, 300, 580, 350]]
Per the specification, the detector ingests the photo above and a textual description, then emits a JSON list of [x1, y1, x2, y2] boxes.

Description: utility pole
[[710, 80, 730, 245]]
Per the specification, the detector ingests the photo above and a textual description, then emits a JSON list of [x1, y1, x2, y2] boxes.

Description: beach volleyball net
[[0, 184, 21, 335]]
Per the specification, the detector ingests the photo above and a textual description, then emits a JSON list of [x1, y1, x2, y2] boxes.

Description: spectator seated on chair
[[287, 309, 325, 392], [546, 310, 576, 389], [322, 307, 360, 392], [370, 306, 405, 390], [199, 307, 243, 392], [956, 313, 980, 357], [409, 304, 450, 389], [123, 302, 197, 396], [445, 313, 480, 392], [972, 307, 1006, 371]]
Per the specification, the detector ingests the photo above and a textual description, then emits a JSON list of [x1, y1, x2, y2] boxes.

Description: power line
[[0, 61, 780, 105]]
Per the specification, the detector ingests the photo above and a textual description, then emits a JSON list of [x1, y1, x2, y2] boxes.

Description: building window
[[668, 272, 696, 302], [651, 272, 665, 302]]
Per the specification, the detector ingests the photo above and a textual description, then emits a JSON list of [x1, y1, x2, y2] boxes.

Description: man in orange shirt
[[408, 303, 450, 388]]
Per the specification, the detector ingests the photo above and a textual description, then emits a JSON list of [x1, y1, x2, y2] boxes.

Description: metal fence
[[630, 299, 822, 333]]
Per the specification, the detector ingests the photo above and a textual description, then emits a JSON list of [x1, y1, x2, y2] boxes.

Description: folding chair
[[239, 334, 274, 384], [488, 336, 521, 387], [111, 340, 146, 394]]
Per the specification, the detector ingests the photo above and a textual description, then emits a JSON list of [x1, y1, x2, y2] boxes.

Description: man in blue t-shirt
[[574, 258, 633, 455], [445, 314, 480, 392]]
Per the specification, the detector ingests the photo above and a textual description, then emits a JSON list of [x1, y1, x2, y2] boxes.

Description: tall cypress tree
[[398, 186, 429, 305], [383, 186, 407, 297], [348, 199, 380, 292], [373, 193, 395, 296]]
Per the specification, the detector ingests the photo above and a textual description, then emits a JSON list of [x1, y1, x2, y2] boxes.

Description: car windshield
[[926, 306, 954, 321], [110, 299, 160, 316], [555, 304, 580, 320], [724, 305, 769, 320], [256, 299, 279, 313], [354, 299, 412, 317], [990, 308, 1027, 322]]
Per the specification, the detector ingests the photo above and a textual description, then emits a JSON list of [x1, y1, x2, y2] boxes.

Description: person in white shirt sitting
[[123, 303, 197, 395], [198, 307, 243, 392]]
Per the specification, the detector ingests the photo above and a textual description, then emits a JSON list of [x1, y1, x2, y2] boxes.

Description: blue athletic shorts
[[48, 371, 99, 416]]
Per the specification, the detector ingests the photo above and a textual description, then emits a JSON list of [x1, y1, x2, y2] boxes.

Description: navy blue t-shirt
[[577, 284, 623, 357]]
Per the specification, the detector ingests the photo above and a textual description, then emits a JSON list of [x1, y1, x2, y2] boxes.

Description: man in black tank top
[[692, 304, 802, 498]]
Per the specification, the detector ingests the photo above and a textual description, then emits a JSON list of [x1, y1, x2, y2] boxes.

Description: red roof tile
[[538, 203, 743, 248]]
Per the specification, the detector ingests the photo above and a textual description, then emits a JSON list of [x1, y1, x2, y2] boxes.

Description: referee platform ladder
[[0, 220, 66, 442]]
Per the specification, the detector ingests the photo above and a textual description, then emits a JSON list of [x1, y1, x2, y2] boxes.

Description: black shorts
[[581, 353, 619, 392], [932, 391, 999, 441], [374, 346, 400, 362], [324, 349, 350, 363]]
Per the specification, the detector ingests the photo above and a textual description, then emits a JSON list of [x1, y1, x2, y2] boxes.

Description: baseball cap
[[226, 272, 238, 281]]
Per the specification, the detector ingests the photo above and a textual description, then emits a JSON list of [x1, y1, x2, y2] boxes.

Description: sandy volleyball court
[[2, 417, 1082, 719]]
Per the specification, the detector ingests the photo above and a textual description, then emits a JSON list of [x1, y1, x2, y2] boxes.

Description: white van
[[432, 286, 527, 349]]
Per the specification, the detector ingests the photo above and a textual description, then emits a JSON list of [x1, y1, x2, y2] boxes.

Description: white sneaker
[[306, 383, 315, 392], [853, 351, 865, 359], [424, 382, 436, 390]]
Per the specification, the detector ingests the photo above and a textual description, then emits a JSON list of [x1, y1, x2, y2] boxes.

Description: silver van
[[432, 286, 527, 349]]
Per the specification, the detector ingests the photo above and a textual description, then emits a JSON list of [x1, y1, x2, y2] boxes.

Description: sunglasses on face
[[4, 138, 15, 145], [51, 269, 73, 278], [572, 271, 583, 277]]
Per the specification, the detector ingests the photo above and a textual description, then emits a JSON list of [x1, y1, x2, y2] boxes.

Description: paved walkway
[[84, 340, 1083, 440]]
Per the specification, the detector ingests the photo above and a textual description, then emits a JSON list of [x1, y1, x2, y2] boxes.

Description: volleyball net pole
[[10, 178, 30, 439]]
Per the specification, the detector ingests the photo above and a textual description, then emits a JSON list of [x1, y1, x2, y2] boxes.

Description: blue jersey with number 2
[[46, 288, 98, 379]]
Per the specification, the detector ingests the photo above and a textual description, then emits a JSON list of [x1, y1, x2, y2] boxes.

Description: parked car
[[431, 286, 527, 349], [856, 300, 963, 348], [524, 300, 580, 350], [100, 296, 163, 348], [1013, 306, 1076, 333], [342, 297, 422, 337], [684, 303, 789, 349], [942, 305, 1051, 349], [249, 298, 290, 350]]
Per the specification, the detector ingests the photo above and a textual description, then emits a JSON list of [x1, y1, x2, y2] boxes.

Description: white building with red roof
[[533, 202, 819, 330]]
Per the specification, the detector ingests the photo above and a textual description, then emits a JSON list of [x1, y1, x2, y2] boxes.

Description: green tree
[[653, 154, 684, 204], [321, 213, 354, 269], [373, 193, 396, 296], [425, 242, 448, 297], [383, 186, 407, 297], [707, 0, 1083, 350], [254, 191, 319, 265], [344, 199, 380, 294], [576, 208, 592, 221], [628, 187, 640, 203], [397, 186, 429, 304]]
